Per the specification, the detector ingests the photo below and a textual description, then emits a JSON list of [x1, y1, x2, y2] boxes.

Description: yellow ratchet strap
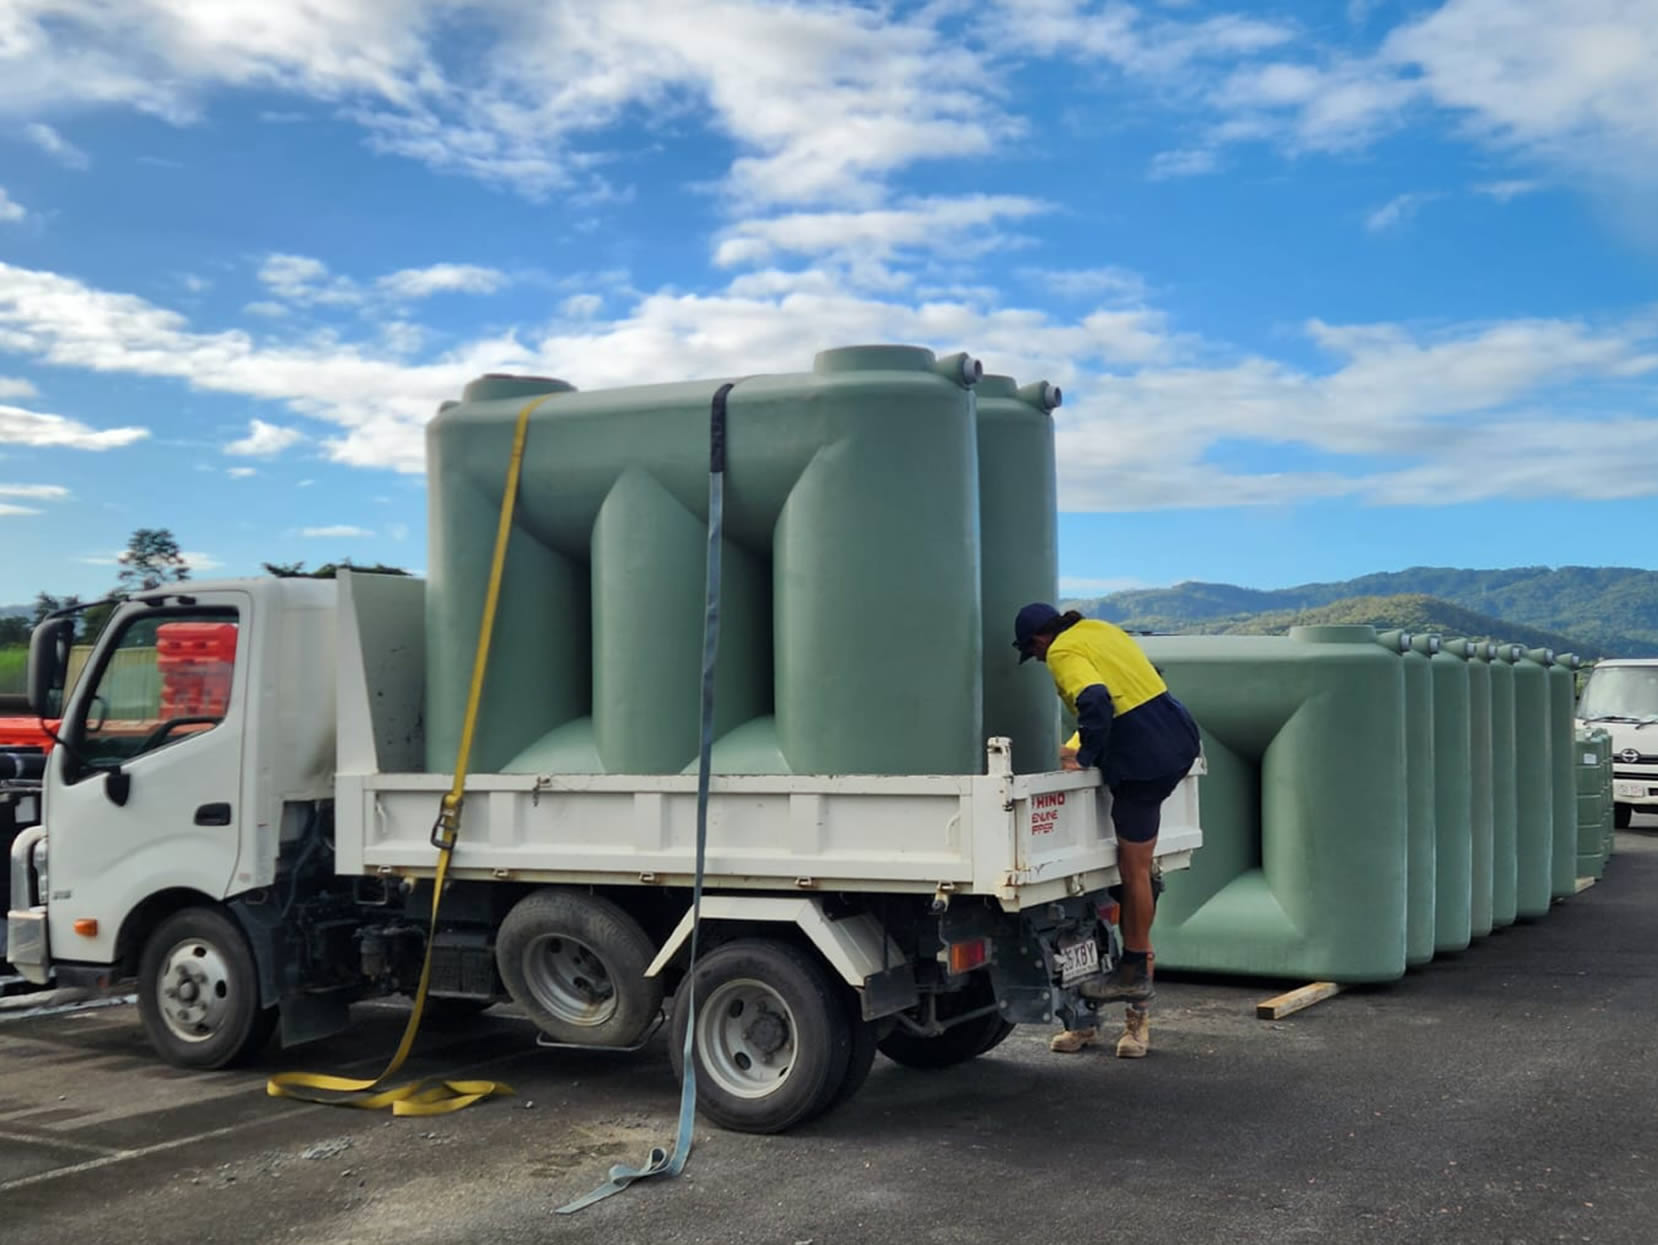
[[267, 391, 555, 1116]]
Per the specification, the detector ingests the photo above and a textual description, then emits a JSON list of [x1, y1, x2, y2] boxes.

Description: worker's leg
[[1080, 784, 1165, 1004], [1115, 835, 1158, 953]]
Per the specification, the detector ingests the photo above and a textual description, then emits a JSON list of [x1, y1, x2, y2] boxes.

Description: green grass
[[0, 646, 24, 695]]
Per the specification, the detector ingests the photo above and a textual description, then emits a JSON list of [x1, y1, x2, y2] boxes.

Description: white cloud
[[0, 503, 43, 517], [714, 196, 1048, 285], [0, 401, 149, 450], [227, 466, 257, 478], [1475, 179, 1542, 201], [1365, 191, 1440, 233], [1148, 147, 1219, 180], [297, 478, 316, 488], [81, 548, 222, 570], [303, 525, 374, 538], [180, 273, 211, 293], [388, 522, 410, 541], [0, 376, 37, 399], [24, 122, 89, 169], [259, 253, 361, 306], [0, 483, 69, 499], [0, 188, 25, 223], [225, 417, 303, 456], [1023, 267, 1149, 303], [376, 264, 507, 299], [2, 257, 1656, 516], [560, 293, 603, 320], [244, 301, 290, 318], [1060, 576, 1153, 596]]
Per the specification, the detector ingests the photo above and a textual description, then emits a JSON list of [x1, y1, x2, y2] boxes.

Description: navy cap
[[1012, 602, 1060, 662]]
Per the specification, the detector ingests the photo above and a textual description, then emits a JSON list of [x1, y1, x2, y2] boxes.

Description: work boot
[[1115, 1006, 1149, 1058], [1048, 1026, 1098, 1053], [1080, 952, 1154, 1004]]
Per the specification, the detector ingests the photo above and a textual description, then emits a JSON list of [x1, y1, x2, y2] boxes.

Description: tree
[[117, 528, 190, 593], [262, 559, 409, 580], [32, 591, 81, 625]]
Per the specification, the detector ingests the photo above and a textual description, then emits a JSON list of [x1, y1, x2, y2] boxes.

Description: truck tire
[[668, 939, 852, 1134], [495, 889, 663, 1046], [830, 989, 879, 1110], [1615, 803, 1632, 830], [138, 907, 276, 1069], [877, 1011, 1013, 1070]]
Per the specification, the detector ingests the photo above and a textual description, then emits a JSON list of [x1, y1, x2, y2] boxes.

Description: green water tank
[[1596, 729, 1615, 864], [977, 374, 1061, 775], [1379, 631, 1435, 966], [1574, 726, 1608, 880], [424, 345, 988, 777], [1141, 625, 1407, 983], [1548, 656, 1581, 897], [1423, 636, 1473, 953], [1488, 645, 1519, 927], [1512, 647, 1554, 919], [1446, 639, 1495, 938]]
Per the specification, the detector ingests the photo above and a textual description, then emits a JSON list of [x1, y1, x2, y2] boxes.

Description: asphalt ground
[[3, 825, 1657, 1245]]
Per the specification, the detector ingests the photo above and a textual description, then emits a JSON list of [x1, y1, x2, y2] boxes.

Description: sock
[[1121, 949, 1150, 964]]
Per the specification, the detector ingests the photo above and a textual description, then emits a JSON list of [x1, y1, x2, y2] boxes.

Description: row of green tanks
[[423, 345, 1063, 780], [1137, 627, 1615, 984]]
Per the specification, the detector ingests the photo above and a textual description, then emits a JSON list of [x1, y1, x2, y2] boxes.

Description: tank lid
[[1525, 646, 1555, 665], [460, 373, 577, 404], [814, 344, 938, 375], [1441, 637, 1479, 660], [1017, 379, 1062, 411], [1289, 624, 1378, 645], [1410, 633, 1443, 656], [1559, 652, 1581, 669]]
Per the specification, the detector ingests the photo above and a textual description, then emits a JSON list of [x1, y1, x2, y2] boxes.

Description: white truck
[[1577, 657, 1658, 829], [7, 571, 1201, 1133]]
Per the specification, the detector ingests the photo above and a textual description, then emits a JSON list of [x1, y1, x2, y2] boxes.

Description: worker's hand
[[1059, 747, 1081, 772]]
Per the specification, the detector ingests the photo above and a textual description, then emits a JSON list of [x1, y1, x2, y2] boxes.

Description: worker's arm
[[1048, 649, 1114, 771]]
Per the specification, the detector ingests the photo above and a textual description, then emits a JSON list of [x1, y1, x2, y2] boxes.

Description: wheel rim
[[155, 938, 235, 1044], [522, 934, 619, 1027], [695, 977, 798, 1100]]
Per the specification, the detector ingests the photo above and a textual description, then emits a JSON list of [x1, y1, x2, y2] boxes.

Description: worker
[[1054, 730, 1149, 1057], [1013, 603, 1200, 1023]]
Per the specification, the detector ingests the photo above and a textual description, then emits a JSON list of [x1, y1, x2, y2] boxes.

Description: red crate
[[156, 622, 238, 668]]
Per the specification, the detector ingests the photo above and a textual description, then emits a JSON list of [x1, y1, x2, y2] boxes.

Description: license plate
[[1056, 936, 1100, 986], [1617, 782, 1643, 799]]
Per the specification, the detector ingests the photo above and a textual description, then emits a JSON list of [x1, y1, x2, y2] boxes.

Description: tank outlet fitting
[[932, 351, 984, 387], [1017, 380, 1062, 411]]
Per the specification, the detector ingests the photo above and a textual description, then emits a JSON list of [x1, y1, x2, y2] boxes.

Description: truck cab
[[9, 580, 337, 999], [1576, 658, 1658, 828]]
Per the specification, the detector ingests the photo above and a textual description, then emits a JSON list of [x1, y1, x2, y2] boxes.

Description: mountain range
[[1068, 566, 1658, 659]]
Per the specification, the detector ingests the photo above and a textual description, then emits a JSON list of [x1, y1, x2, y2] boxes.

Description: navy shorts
[[1109, 774, 1184, 844]]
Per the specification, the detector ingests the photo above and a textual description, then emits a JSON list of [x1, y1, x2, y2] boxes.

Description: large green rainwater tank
[[1547, 654, 1579, 899], [1424, 635, 1472, 953], [1489, 645, 1520, 927], [424, 345, 989, 777], [1513, 647, 1554, 919], [1575, 725, 1609, 880], [1380, 631, 1435, 966], [1141, 625, 1407, 983], [976, 374, 1061, 775], [1446, 639, 1495, 938]]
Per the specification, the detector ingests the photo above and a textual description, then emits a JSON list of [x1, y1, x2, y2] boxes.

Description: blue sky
[[1, 0, 1655, 605]]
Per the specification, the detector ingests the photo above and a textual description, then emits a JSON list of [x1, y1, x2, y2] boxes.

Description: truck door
[[45, 594, 250, 966]]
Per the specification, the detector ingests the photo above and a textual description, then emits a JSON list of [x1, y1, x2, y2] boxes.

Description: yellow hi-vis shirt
[[1045, 619, 1167, 720]]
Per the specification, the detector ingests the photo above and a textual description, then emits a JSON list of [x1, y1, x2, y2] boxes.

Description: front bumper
[[1613, 769, 1658, 806]]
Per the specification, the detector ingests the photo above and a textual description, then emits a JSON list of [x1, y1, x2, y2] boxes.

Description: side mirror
[[26, 617, 75, 719]]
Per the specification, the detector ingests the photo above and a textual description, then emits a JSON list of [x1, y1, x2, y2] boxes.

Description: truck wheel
[[829, 989, 878, 1111], [668, 939, 852, 1134], [1615, 804, 1632, 830], [877, 1011, 1013, 1070], [496, 889, 663, 1046], [976, 1018, 1018, 1055], [138, 907, 274, 1069]]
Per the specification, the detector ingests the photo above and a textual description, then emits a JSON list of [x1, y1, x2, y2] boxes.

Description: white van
[[1577, 658, 1658, 828]]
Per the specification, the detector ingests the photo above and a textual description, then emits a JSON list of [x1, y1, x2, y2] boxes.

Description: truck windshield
[[1578, 667, 1658, 722]]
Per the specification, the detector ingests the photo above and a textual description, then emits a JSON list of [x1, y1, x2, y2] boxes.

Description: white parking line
[[0, 1042, 541, 1195]]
